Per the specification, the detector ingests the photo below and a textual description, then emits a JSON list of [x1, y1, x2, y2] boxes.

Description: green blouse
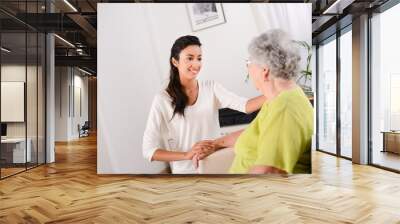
[[229, 87, 313, 174]]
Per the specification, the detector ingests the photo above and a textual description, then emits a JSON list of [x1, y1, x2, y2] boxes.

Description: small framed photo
[[186, 3, 226, 32]]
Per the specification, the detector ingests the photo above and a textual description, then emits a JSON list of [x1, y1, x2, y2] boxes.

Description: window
[[370, 2, 400, 171], [317, 36, 337, 154], [339, 28, 352, 158], [0, 2, 47, 179]]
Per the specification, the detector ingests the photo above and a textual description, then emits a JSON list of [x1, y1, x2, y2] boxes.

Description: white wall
[[137, 3, 261, 97], [1, 64, 46, 163], [55, 67, 89, 141], [55, 67, 69, 141], [98, 4, 167, 174], [72, 69, 88, 139], [97, 3, 311, 174], [72, 72, 89, 138], [1, 65, 39, 138], [1, 65, 27, 144]]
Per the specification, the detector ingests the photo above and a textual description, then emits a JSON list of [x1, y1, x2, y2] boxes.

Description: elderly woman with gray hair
[[197, 29, 313, 174]]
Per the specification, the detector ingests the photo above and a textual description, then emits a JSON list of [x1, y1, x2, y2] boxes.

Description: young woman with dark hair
[[142, 35, 265, 174]]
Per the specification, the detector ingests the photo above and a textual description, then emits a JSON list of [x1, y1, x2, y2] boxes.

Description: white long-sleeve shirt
[[142, 80, 248, 174]]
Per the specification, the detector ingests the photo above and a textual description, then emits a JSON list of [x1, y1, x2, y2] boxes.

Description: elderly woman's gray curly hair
[[248, 29, 301, 80]]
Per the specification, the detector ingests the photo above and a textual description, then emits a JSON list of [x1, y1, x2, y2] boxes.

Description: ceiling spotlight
[[54, 34, 75, 48], [63, 0, 78, 12], [323, 0, 355, 15], [78, 67, 93, 76], [1, 47, 11, 53]]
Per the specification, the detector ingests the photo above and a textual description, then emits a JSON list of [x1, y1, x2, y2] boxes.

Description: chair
[[79, 121, 90, 138]]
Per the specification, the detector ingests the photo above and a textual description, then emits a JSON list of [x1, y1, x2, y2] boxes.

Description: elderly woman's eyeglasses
[[246, 59, 252, 67]]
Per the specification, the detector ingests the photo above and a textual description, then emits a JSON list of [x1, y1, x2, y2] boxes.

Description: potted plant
[[294, 40, 313, 98]]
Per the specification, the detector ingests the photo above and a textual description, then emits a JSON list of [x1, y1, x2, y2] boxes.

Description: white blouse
[[142, 80, 248, 174]]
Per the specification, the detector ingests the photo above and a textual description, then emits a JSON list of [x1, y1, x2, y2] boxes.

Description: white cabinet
[[1, 138, 32, 163]]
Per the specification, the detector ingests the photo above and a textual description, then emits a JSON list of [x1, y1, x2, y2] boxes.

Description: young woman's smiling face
[[172, 45, 202, 81]]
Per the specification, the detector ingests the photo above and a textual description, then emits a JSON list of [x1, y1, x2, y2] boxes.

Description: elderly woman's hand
[[195, 143, 218, 160], [189, 140, 219, 168], [185, 140, 215, 160]]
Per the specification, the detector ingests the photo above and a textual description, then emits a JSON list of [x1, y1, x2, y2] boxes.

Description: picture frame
[[186, 3, 226, 32]]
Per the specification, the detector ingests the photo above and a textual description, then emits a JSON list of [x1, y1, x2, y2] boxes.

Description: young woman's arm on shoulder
[[213, 82, 265, 114]]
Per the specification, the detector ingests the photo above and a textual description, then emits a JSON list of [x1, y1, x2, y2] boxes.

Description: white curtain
[[250, 3, 311, 43]]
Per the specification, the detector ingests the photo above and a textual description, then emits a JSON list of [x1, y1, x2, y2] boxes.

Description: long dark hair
[[166, 35, 202, 119]]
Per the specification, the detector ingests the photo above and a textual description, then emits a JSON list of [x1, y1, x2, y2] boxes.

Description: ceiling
[[0, 0, 393, 75]]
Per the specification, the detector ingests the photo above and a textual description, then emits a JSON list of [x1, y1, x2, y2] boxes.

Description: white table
[[1, 138, 32, 163]]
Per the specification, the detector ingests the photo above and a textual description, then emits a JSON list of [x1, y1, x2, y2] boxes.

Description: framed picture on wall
[[186, 3, 226, 32]]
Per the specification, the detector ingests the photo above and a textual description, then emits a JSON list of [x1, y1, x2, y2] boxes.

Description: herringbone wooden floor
[[0, 134, 399, 224]]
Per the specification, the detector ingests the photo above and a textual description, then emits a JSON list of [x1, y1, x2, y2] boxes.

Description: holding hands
[[185, 140, 219, 168]]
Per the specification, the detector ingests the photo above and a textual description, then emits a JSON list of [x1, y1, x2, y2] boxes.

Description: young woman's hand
[[184, 140, 215, 160], [195, 143, 218, 160], [193, 140, 220, 161], [190, 140, 218, 168]]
